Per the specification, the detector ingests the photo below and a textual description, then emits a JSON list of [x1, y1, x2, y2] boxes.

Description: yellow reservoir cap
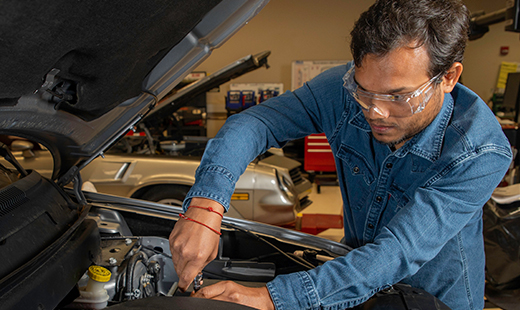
[[88, 265, 111, 283]]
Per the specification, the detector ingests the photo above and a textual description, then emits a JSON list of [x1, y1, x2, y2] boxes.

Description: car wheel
[[140, 185, 189, 207]]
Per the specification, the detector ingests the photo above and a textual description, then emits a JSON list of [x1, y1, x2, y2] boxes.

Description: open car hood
[[0, 0, 269, 183], [142, 51, 271, 128]]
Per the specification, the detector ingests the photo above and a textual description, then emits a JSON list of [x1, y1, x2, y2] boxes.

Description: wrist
[[260, 287, 276, 310], [183, 198, 224, 234], [179, 214, 221, 235], [189, 197, 225, 214], [188, 205, 223, 218]]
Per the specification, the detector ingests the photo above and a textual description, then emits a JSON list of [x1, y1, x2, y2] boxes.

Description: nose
[[368, 103, 390, 118]]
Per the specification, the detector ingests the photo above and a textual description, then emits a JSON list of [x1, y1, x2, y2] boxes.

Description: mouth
[[367, 121, 396, 134]]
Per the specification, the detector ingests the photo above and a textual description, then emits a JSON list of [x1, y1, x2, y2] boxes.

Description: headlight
[[275, 170, 294, 201]]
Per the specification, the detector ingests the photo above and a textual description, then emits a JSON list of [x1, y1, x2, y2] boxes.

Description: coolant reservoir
[[72, 265, 111, 309]]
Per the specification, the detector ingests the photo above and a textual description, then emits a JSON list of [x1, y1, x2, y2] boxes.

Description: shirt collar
[[348, 92, 454, 161], [349, 110, 371, 131], [399, 92, 454, 161]]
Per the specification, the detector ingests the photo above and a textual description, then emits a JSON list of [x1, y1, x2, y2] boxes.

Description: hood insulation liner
[[0, 0, 222, 120]]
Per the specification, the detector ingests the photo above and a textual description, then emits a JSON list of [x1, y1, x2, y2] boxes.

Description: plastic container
[[70, 265, 111, 309]]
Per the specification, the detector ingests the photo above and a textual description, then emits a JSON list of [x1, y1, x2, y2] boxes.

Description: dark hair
[[350, 0, 469, 77]]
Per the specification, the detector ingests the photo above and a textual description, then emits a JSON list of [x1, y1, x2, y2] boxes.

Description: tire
[[139, 185, 189, 207]]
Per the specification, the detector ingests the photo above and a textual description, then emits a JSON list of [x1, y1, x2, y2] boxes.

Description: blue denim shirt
[[183, 63, 512, 310]]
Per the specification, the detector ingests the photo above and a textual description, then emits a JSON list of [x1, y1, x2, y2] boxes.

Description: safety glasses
[[343, 66, 443, 118]]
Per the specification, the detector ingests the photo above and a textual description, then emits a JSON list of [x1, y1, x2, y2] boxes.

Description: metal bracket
[[37, 68, 77, 108], [39, 68, 61, 92], [73, 173, 87, 207]]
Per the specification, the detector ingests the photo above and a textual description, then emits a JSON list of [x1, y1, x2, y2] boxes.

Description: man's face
[[354, 45, 444, 150]]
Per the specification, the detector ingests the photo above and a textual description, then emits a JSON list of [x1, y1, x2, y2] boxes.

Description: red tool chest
[[304, 133, 336, 172]]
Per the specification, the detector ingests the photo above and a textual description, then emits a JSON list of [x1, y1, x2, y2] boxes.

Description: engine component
[[71, 266, 111, 309], [73, 235, 179, 304]]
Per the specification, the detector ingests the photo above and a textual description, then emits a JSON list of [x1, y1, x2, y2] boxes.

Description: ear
[[440, 62, 463, 93]]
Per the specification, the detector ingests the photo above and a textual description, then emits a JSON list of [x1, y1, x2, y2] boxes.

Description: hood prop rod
[[77, 90, 159, 173], [0, 143, 28, 177], [73, 173, 87, 207], [56, 116, 142, 187], [58, 90, 159, 188]]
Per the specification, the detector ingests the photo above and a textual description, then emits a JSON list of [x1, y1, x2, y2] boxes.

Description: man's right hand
[[169, 197, 225, 291]]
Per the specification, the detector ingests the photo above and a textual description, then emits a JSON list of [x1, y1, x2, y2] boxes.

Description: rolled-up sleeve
[[183, 65, 350, 211]]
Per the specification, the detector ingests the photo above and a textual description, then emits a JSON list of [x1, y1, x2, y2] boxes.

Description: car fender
[[81, 154, 198, 197]]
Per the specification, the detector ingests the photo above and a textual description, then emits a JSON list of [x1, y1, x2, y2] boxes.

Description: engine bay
[[0, 166, 337, 309], [60, 206, 334, 309], [0, 168, 450, 310]]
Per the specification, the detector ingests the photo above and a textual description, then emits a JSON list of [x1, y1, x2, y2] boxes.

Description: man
[[169, 0, 513, 309]]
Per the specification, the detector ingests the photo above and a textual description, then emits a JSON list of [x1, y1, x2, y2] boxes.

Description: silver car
[[5, 139, 312, 225]]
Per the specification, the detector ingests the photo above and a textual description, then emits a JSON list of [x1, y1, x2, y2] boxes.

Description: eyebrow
[[355, 76, 412, 94]]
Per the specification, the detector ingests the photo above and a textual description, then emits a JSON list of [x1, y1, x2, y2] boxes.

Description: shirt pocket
[[336, 144, 375, 186], [376, 184, 411, 230], [387, 183, 411, 213]]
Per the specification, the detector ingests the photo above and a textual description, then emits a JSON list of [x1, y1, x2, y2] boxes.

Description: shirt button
[[386, 163, 393, 169], [368, 223, 374, 229], [353, 166, 360, 173], [376, 196, 382, 202]]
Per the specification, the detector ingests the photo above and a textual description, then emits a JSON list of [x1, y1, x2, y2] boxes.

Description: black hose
[[125, 251, 149, 300]]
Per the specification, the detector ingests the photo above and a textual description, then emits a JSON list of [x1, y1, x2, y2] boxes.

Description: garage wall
[[464, 0, 520, 103], [198, 0, 372, 136], [196, 0, 519, 136]]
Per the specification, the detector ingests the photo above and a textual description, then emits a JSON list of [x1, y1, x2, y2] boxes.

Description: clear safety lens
[[343, 66, 442, 118]]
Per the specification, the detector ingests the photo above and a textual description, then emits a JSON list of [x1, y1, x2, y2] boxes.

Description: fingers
[[178, 262, 204, 291], [192, 281, 228, 299], [169, 221, 218, 290], [169, 201, 223, 291], [194, 282, 275, 310]]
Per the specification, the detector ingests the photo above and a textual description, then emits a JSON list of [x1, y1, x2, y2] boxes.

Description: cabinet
[[304, 133, 336, 172]]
